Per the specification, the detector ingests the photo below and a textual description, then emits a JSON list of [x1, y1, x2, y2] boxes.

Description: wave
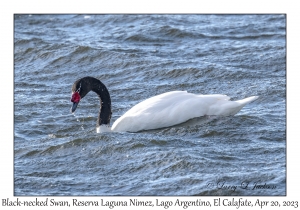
[[125, 34, 171, 43]]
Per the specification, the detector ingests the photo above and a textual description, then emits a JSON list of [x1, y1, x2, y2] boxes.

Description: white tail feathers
[[236, 96, 259, 105]]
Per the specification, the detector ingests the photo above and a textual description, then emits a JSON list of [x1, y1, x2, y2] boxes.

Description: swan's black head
[[70, 76, 112, 126], [70, 77, 91, 113]]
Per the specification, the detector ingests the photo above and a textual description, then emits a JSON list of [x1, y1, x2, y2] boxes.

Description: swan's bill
[[70, 91, 81, 113], [71, 102, 78, 113]]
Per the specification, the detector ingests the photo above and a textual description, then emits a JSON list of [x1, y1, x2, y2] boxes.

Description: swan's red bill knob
[[71, 92, 81, 103], [71, 92, 81, 113]]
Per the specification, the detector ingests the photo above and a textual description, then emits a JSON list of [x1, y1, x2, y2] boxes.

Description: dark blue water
[[14, 14, 286, 196]]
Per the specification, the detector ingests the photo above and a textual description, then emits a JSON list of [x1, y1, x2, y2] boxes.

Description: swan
[[70, 76, 259, 133]]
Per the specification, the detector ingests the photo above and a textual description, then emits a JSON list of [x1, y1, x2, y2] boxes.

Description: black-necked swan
[[70, 76, 258, 133]]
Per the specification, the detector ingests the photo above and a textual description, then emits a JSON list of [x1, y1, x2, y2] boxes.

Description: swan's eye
[[71, 92, 81, 103]]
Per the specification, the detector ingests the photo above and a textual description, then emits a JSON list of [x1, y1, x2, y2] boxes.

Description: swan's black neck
[[72, 77, 112, 127]]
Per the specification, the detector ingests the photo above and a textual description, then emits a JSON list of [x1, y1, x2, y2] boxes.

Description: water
[[14, 14, 286, 196]]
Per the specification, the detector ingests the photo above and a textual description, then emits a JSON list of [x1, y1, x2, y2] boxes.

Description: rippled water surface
[[14, 14, 286, 196]]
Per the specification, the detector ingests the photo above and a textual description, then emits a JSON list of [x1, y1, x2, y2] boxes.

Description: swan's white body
[[98, 91, 258, 133]]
